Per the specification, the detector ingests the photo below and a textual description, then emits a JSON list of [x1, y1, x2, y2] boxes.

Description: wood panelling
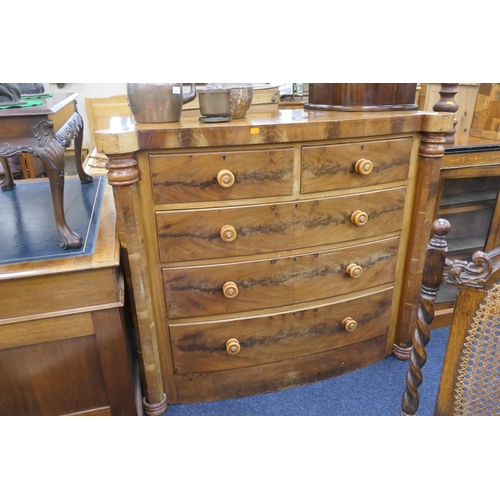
[[0, 182, 139, 416], [0, 312, 94, 349], [0, 335, 108, 416]]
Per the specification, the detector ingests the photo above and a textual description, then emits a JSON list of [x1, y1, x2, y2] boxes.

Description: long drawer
[[301, 138, 412, 194], [163, 237, 400, 319], [169, 287, 393, 375], [149, 148, 294, 204], [156, 186, 406, 262]]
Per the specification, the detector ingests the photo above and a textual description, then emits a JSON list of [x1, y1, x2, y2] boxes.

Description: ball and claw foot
[[59, 227, 83, 249]]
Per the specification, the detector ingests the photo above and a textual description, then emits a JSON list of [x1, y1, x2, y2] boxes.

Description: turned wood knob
[[217, 169, 235, 188], [355, 159, 373, 175], [222, 281, 239, 299], [346, 263, 363, 278], [220, 225, 237, 242], [351, 210, 368, 226], [226, 338, 241, 355], [342, 317, 358, 332]]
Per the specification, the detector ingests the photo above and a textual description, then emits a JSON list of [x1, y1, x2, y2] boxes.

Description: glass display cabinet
[[433, 137, 500, 327]]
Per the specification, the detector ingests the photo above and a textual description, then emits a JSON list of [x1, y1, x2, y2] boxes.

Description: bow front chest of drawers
[[95, 109, 453, 415]]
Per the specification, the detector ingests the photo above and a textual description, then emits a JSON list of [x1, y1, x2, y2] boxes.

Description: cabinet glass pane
[[436, 175, 500, 304]]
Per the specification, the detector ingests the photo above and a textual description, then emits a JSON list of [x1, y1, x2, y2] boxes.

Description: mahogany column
[[106, 152, 168, 416], [393, 127, 449, 359]]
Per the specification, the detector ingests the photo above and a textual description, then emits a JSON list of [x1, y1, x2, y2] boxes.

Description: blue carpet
[[0, 175, 105, 264], [163, 327, 449, 416]]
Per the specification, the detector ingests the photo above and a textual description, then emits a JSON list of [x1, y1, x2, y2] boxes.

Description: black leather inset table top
[[0, 175, 105, 265]]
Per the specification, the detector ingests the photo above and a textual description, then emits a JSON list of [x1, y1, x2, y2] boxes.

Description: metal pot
[[126, 83, 197, 123], [198, 88, 231, 122]]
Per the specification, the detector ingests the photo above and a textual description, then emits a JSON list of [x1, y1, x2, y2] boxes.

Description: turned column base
[[392, 344, 412, 360], [143, 393, 168, 416]]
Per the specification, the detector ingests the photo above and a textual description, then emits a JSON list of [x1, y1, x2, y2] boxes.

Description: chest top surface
[[94, 109, 454, 155]]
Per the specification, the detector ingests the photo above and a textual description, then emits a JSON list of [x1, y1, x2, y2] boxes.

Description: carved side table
[[0, 92, 92, 249]]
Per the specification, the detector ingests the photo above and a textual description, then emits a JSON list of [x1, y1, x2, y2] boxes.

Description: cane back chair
[[401, 218, 500, 416]]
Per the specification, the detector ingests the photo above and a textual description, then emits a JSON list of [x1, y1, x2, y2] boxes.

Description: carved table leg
[[0, 156, 15, 190], [400, 219, 450, 416], [56, 102, 93, 184], [36, 136, 83, 249]]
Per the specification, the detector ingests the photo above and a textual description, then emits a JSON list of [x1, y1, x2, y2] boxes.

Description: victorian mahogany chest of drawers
[[95, 108, 453, 415]]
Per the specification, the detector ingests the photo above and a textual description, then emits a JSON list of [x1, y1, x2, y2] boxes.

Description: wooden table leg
[[0, 156, 15, 190], [36, 137, 83, 249], [56, 102, 93, 184]]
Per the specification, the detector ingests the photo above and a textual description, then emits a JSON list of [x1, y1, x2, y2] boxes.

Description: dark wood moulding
[[305, 83, 419, 112]]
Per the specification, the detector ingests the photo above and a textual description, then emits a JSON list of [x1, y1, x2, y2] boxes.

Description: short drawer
[[149, 148, 294, 204], [169, 287, 393, 375], [156, 187, 406, 262], [301, 138, 412, 194], [163, 237, 400, 319]]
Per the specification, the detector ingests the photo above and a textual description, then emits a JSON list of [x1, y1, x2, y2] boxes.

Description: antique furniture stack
[[0, 180, 139, 416], [0, 89, 139, 416], [94, 100, 453, 415]]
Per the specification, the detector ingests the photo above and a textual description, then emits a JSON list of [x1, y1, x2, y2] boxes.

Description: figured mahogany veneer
[[163, 237, 399, 319], [95, 109, 453, 414]]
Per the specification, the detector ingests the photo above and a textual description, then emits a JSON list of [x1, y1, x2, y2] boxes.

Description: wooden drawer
[[156, 187, 406, 262], [149, 148, 294, 204], [0, 267, 121, 321], [163, 237, 399, 319], [301, 138, 412, 194], [169, 287, 393, 375]]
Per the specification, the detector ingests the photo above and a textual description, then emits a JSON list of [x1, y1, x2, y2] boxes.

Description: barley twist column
[[400, 218, 450, 416]]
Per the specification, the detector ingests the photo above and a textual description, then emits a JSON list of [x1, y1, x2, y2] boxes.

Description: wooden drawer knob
[[342, 317, 358, 332], [346, 263, 363, 278], [222, 281, 239, 298], [217, 169, 235, 188], [355, 159, 373, 175], [351, 210, 368, 226], [226, 338, 241, 355], [220, 225, 237, 242]]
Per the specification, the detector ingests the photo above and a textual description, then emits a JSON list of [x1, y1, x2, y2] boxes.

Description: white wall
[[43, 83, 127, 147]]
